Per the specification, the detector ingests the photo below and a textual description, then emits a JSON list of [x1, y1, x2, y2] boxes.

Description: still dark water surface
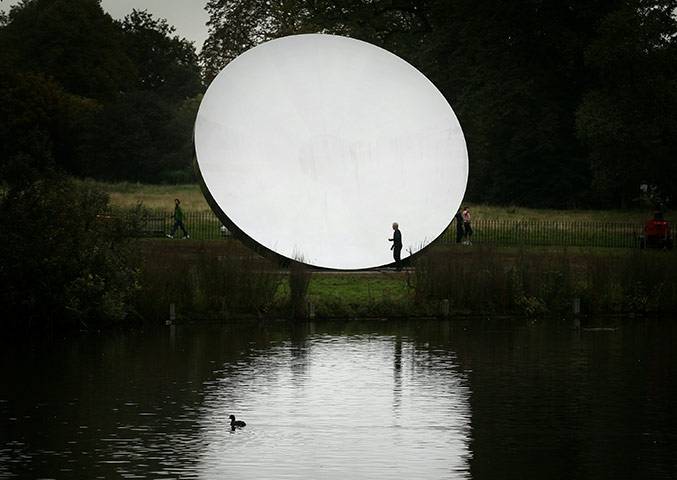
[[1, 317, 675, 479]]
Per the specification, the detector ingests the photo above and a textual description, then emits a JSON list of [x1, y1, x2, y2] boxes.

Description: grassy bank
[[132, 239, 677, 322], [79, 180, 214, 213], [411, 245, 676, 316], [101, 181, 673, 321], [87, 180, 654, 223]]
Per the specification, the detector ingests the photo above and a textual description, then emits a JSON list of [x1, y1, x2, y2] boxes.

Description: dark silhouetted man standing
[[389, 222, 403, 271]]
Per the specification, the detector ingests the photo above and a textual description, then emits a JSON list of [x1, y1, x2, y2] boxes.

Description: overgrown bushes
[[581, 249, 677, 313], [134, 242, 282, 321], [1, 173, 141, 330], [8, 191, 674, 329], [137, 243, 677, 322], [288, 258, 312, 318], [410, 246, 677, 315]]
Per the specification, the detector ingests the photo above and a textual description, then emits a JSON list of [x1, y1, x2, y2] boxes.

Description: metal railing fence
[[143, 212, 228, 239], [148, 212, 643, 248]]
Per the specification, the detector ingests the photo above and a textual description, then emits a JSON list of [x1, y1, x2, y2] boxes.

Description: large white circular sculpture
[[195, 34, 468, 270]]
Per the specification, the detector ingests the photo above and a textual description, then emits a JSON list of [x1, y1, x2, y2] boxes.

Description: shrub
[[134, 241, 282, 321], [411, 246, 519, 313], [0, 173, 141, 330], [288, 256, 312, 318]]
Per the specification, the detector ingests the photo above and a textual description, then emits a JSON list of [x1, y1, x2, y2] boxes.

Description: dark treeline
[[1, 0, 676, 206], [0, 0, 204, 185], [202, 0, 677, 209], [0, 0, 206, 329]]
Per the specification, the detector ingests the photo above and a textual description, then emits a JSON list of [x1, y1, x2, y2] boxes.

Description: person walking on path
[[454, 208, 464, 244], [167, 198, 190, 239], [388, 222, 403, 271], [462, 206, 472, 244]]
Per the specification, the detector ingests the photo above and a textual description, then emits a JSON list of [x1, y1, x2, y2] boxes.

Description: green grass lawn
[[306, 273, 410, 303], [89, 181, 655, 223], [462, 203, 649, 223], [79, 180, 214, 213], [275, 271, 413, 318]]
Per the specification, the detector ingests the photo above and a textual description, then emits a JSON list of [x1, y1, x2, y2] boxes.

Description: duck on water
[[230, 415, 246, 428]]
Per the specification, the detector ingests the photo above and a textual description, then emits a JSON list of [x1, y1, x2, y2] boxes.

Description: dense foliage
[[0, 0, 675, 205], [411, 246, 677, 315], [0, 170, 142, 330], [0, 0, 204, 184], [202, 0, 677, 208]]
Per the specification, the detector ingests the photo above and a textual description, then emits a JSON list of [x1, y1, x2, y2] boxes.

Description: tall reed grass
[[410, 246, 677, 315], [582, 249, 677, 313], [134, 241, 282, 321], [133, 240, 677, 322], [287, 258, 313, 318]]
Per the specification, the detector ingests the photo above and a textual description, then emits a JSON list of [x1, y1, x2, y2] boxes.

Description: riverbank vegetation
[[133, 241, 280, 322], [0, 173, 142, 330], [2, 170, 674, 331], [411, 246, 676, 316], [129, 239, 677, 324], [3, 179, 675, 331]]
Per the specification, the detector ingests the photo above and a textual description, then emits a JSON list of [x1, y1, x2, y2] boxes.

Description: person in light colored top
[[462, 206, 472, 245], [454, 208, 464, 244]]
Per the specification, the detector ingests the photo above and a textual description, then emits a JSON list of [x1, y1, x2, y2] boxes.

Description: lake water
[[1, 317, 675, 479]]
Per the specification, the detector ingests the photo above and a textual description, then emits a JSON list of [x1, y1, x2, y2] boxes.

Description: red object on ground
[[640, 218, 673, 249]]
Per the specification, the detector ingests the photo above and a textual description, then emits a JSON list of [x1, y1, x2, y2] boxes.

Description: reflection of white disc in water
[[195, 34, 468, 270]]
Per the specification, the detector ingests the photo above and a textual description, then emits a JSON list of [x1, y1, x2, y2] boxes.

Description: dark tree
[[201, 0, 281, 82], [199, 0, 677, 208], [0, 71, 97, 179], [0, 170, 141, 330], [0, 0, 134, 101], [119, 9, 204, 101], [200, 0, 432, 82], [79, 91, 200, 183], [418, 0, 612, 207], [0, 0, 204, 183], [575, 0, 677, 207], [76, 9, 206, 183]]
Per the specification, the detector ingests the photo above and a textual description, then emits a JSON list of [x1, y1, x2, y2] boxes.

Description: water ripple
[[197, 334, 472, 479]]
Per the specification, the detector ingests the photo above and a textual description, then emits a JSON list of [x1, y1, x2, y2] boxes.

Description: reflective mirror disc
[[195, 34, 468, 269]]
